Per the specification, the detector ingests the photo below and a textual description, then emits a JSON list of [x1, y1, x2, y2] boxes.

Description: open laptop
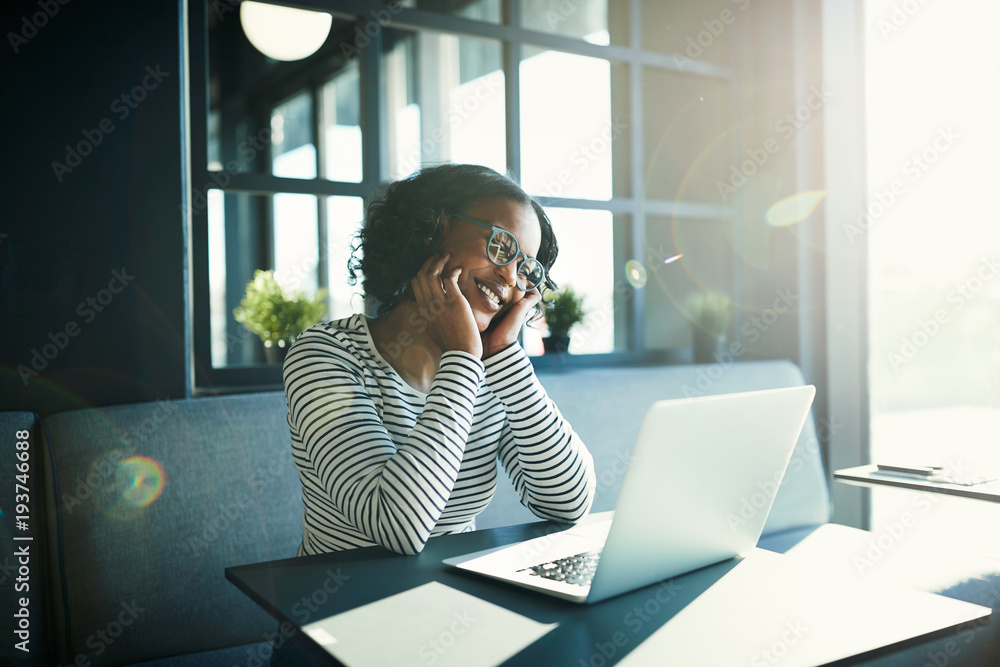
[[443, 385, 816, 604]]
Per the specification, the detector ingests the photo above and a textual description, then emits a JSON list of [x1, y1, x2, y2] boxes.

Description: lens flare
[[94, 455, 166, 520], [625, 260, 648, 288], [119, 456, 165, 508], [765, 190, 826, 227], [662, 253, 684, 265]]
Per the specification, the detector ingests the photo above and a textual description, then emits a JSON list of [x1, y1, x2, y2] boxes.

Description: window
[[189, 0, 789, 392], [865, 0, 1000, 555]]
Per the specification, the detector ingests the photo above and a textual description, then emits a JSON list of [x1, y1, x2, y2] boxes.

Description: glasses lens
[[517, 259, 545, 290], [487, 230, 518, 265]]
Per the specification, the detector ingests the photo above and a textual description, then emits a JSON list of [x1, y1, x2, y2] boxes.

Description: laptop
[[443, 385, 816, 604]]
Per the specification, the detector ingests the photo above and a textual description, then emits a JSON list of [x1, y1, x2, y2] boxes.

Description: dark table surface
[[226, 514, 991, 667]]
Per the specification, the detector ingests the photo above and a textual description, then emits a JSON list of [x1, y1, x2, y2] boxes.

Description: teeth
[[477, 282, 502, 305]]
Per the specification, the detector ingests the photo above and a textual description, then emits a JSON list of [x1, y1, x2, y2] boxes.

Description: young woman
[[282, 163, 597, 558]]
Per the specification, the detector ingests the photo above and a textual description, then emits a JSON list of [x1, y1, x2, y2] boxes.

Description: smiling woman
[[281, 163, 596, 564], [274, 165, 598, 662]]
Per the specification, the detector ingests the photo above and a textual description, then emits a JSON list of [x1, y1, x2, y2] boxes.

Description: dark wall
[[2, 0, 186, 415]]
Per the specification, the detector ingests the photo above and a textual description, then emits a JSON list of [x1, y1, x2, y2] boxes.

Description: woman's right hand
[[410, 252, 483, 358]]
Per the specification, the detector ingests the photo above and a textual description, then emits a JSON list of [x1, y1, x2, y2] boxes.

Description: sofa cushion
[[41, 392, 303, 666], [1, 411, 49, 667], [475, 359, 830, 535]]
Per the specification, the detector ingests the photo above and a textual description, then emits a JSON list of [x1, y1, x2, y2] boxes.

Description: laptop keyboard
[[517, 549, 603, 587]]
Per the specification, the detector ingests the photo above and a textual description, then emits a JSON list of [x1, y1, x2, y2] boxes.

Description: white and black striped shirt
[[283, 313, 597, 556]]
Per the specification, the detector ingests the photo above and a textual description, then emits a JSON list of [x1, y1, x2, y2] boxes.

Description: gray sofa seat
[[40, 392, 302, 666]]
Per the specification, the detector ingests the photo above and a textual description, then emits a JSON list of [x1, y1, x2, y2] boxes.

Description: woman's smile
[[474, 277, 507, 312]]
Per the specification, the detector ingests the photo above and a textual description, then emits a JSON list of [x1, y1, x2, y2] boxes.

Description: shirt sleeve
[[283, 327, 485, 555], [483, 342, 597, 523]]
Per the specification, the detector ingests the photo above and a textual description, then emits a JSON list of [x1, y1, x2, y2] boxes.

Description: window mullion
[[629, 0, 645, 353], [314, 81, 330, 295], [503, 0, 521, 181]]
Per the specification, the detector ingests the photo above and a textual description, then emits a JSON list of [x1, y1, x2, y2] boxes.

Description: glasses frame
[[449, 213, 546, 291]]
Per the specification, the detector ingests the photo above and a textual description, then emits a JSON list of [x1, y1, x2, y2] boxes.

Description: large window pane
[[322, 61, 363, 182], [520, 48, 615, 200], [271, 92, 316, 179], [644, 216, 732, 351], [401, 0, 501, 23], [207, 191, 325, 368], [524, 209, 616, 355], [208, 6, 359, 179], [208, 189, 228, 368], [521, 0, 623, 46], [273, 193, 319, 295], [382, 29, 506, 179], [326, 196, 366, 318], [643, 67, 731, 203], [866, 0, 1000, 556], [640, 0, 737, 64]]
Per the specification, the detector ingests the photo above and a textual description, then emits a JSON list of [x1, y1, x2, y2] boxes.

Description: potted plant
[[233, 270, 328, 365], [542, 286, 586, 354], [687, 290, 732, 364]]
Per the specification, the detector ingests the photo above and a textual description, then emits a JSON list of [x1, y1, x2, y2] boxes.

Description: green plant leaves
[[233, 270, 329, 344], [687, 290, 732, 336], [544, 285, 586, 337]]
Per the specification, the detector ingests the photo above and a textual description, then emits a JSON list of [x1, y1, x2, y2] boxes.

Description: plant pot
[[542, 335, 571, 355], [691, 329, 726, 364], [263, 340, 290, 365]]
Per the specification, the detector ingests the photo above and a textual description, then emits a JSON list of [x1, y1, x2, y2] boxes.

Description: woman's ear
[[429, 214, 453, 252], [424, 213, 449, 245]]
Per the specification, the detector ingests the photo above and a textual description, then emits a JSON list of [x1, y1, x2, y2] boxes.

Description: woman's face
[[438, 197, 543, 332]]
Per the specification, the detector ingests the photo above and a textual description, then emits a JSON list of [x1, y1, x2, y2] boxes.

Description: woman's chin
[[474, 311, 494, 333]]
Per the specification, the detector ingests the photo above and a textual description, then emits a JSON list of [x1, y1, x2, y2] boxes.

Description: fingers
[[430, 251, 450, 274], [426, 253, 452, 300], [522, 289, 543, 324], [509, 287, 541, 315], [411, 252, 451, 304], [443, 265, 462, 298]]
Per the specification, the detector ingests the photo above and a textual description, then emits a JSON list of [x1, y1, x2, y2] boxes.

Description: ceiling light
[[240, 1, 332, 62]]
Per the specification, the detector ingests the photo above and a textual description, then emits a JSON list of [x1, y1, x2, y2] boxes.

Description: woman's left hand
[[481, 289, 542, 358]]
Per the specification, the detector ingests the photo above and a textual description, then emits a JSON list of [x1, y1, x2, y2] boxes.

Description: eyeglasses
[[449, 213, 546, 291]]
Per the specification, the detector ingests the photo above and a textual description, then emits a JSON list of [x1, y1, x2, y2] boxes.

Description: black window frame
[[187, 0, 739, 395]]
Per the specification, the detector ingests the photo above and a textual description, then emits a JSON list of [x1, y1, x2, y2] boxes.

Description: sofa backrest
[[475, 359, 831, 536], [32, 359, 828, 664], [41, 392, 301, 666]]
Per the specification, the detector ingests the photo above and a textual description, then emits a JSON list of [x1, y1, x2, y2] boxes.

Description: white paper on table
[[302, 580, 558, 667], [615, 549, 989, 667]]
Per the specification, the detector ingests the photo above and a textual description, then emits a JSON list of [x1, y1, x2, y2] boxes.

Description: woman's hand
[[482, 289, 542, 359], [410, 253, 483, 358]]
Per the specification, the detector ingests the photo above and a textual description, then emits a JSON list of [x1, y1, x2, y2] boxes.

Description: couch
[[2, 359, 997, 666]]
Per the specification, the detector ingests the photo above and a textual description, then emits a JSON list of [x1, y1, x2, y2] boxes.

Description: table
[[226, 513, 991, 667], [835, 464, 1000, 503]]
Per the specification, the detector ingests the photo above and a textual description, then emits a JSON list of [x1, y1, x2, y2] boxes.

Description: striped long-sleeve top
[[282, 313, 597, 556]]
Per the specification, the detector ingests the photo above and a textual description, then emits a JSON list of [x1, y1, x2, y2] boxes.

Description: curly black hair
[[348, 164, 559, 316]]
